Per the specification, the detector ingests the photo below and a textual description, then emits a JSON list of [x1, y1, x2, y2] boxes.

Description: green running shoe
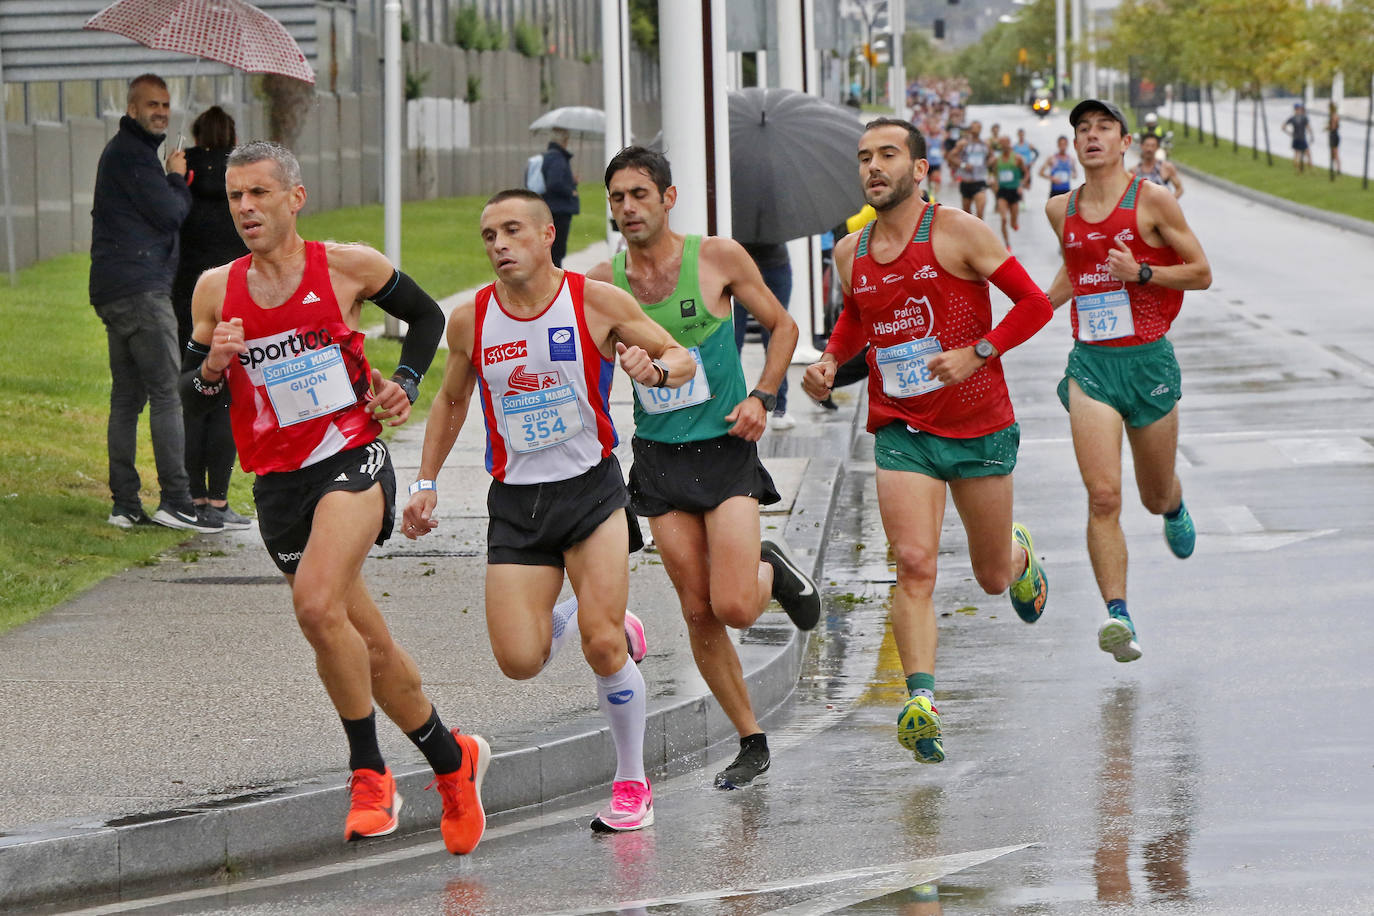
[[897, 695, 944, 764], [1009, 523, 1048, 623], [1098, 614, 1142, 662], [1164, 502, 1196, 558]]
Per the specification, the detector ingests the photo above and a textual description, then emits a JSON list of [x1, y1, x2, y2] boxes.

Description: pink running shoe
[[623, 611, 648, 664], [590, 779, 654, 833]]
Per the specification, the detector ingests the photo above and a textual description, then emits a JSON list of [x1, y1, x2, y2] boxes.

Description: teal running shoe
[[897, 695, 944, 764], [1098, 614, 1142, 663], [1164, 502, 1196, 558], [1009, 523, 1048, 623]]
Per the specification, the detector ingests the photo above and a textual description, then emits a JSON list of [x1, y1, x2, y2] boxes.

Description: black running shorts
[[960, 180, 988, 199], [486, 454, 643, 567], [628, 434, 781, 518], [253, 439, 396, 574], [996, 186, 1022, 205]]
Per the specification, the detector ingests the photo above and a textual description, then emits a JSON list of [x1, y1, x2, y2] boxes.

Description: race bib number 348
[[875, 337, 945, 399]]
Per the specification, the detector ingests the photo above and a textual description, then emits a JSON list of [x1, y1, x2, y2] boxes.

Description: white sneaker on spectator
[[769, 411, 796, 431]]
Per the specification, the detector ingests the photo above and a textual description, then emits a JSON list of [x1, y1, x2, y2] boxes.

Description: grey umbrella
[[728, 87, 867, 245], [529, 106, 606, 135]]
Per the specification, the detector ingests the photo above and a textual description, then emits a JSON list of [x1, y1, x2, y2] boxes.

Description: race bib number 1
[[502, 383, 585, 453], [633, 346, 711, 414], [262, 344, 357, 427], [875, 337, 944, 399], [1075, 288, 1135, 341]]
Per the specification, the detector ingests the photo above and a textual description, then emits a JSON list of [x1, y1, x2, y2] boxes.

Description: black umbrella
[[728, 87, 867, 245]]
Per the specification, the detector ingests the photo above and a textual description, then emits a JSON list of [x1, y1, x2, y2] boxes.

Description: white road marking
[[537, 844, 1033, 916]]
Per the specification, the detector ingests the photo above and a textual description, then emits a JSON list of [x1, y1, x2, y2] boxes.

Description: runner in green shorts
[[874, 422, 1020, 479], [1045, 99, 1213, 664], [1055, 338, 1181, 428]]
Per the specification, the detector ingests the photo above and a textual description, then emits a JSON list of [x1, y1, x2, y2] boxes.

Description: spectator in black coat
[[90, 73, 215, 533], [540, 128, 580, 266], [171, 106, 251, 530]]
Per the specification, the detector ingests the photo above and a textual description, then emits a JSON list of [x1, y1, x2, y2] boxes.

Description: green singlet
[[995, 155, 1024, 191], [612, 235, 748, 443]]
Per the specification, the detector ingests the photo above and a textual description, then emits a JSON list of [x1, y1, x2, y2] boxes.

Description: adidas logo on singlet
[[302, 291, 321, 304]]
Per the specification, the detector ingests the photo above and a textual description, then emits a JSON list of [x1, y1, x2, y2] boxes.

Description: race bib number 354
[[502, 383, 585, 453]]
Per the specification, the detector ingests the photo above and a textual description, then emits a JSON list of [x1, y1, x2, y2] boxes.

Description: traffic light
[[933, 19, 945, 39]]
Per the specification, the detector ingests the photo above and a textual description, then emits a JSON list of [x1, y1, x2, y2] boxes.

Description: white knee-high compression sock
[[541, 596, 580, 673], [596, 655, 647, 785]]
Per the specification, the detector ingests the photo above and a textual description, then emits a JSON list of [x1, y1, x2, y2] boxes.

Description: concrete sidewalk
[[0, 248, 861, 909]]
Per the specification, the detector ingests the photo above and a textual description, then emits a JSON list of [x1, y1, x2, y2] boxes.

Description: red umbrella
[[84, 0, 315, 84]]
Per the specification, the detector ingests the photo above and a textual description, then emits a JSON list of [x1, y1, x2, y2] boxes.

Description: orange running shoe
[[428, 730, 491, 855], [344, 766, 402, 841]]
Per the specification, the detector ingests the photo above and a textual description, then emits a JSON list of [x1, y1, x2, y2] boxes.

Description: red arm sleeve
[[823, 292, 868, 365], [983, 256, 1054, 355]]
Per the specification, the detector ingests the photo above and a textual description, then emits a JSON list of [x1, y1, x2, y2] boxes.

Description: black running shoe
[[153, 504, 223, 533], [760, 538, 821, 630], [107, 506, 156, 528], [714, 739, 771, 790]]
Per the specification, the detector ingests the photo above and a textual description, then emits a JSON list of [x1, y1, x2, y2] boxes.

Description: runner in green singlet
[[587, 146, 821, 791], [992, 136, 1031, 249]]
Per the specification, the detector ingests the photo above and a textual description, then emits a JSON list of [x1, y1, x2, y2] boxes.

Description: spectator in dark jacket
[[540, 128, 580, 266], [90, 73, 214, 533], [171, 106, 251, 530]]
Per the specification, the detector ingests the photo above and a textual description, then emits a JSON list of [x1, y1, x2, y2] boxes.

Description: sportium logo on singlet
[[239, 328, 334, 384]]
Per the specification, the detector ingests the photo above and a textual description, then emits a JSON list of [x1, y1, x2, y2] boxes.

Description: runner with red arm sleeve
[[802, 118, 1053, 766]]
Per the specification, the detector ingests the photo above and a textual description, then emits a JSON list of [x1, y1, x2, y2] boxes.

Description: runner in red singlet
[[180, 141, 489, 855], [801, 118, 1054, 765], [403, 189, 694, 833], [1045, 100, 1212, 664]]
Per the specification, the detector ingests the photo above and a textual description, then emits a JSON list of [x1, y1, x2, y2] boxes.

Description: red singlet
[[1062, 175, 1183, 346], [848, 203, 1015, 438], [222, 241, 380, 474]]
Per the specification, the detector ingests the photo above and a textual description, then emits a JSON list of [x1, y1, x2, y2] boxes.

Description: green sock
[[905, 672, 935, 700]]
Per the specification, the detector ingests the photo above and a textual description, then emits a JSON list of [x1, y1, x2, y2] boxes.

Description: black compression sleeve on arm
[[180, 339, 229, 415], [369, 270, 445, 383]]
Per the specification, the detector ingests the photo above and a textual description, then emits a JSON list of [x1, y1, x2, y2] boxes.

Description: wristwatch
[[748, 388, 778, 413], [1137, 263, 1153, 285], [391, 374, 420, 404], [973, 338, 996, 359]]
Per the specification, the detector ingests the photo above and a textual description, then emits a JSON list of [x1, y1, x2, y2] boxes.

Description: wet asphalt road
[[59, 105, 1374, 915]]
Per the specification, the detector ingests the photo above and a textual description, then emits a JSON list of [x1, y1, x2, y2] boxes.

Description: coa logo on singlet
[[505, 364, 563, 395], [872, 296, 935, 337]]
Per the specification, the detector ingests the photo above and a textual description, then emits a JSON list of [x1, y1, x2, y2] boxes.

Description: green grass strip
[[1160, 118, 1374, 224], [0, 185, 608, 633]]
